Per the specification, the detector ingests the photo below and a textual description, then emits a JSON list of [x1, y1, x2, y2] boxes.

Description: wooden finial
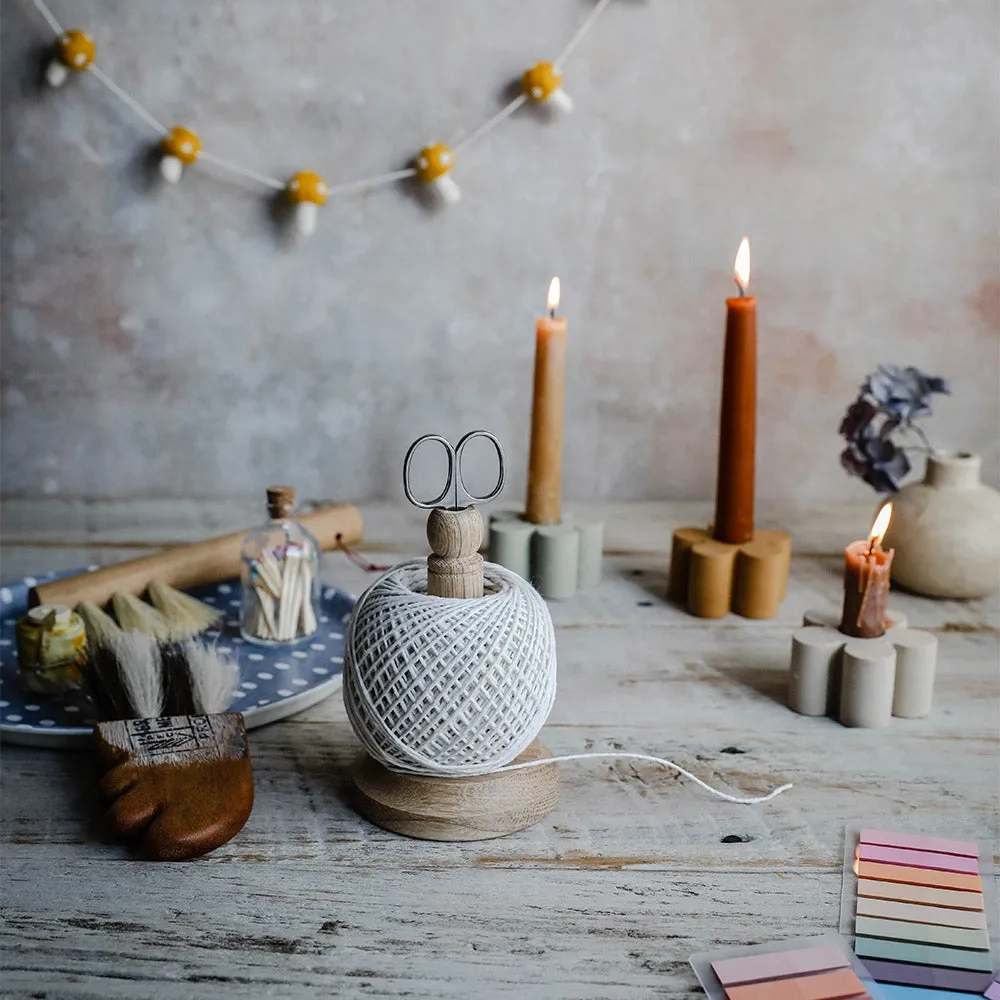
[[266, 485, 296, 520], [426, 506, 484, 598]]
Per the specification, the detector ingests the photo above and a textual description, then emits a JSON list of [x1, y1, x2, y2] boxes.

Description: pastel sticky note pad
[[985, 980, 1000, 1000], [861, 958, 994, 993], [856, 860, 983, 892], [712, 944, 848, 985], [880, 986, 987, 1000], [855, 914, 990, 951], [857, 843, 980, 875], [723, 967, 868, 1000], [857, 895, 987, 929], [855, 936, 994, 973], [858, 877, 985, 911], [859, 829, 979, 858]]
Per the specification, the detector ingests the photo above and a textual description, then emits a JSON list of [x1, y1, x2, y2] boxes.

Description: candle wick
[[549, 308, 556, 319], [735, 279, 745, 299]]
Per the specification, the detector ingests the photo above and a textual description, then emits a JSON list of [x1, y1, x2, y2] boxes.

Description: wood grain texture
[[1, 500, 998, 999], [425, 505, 485, 599]]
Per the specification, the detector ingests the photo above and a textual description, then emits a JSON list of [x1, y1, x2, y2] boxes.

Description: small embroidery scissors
[[403, 430, 505, 511]]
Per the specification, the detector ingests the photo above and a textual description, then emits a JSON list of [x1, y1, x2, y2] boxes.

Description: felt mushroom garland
[[415, 144, 459, 204], [45, 29, 95, 87], [285, 171, 329, 236], [27, 0, 615, 236], [522, 62, 574, 112], [159, 127, 201, 183]]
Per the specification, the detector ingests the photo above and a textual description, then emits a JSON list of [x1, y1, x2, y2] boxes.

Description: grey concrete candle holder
[[487, 510, 603, 601], [788, 608, 938, 728]]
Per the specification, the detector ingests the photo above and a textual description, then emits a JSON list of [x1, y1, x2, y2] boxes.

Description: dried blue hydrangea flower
[[839, 365, 950, 493]]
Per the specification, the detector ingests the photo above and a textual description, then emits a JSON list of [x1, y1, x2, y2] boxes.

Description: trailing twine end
[[336, 534, 391, 573]]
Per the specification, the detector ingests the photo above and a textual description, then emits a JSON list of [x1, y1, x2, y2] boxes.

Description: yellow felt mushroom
[[522, 62, 573, 112], [285, 171, 329, 236], [46, 30, 96, 88], [414, 143, 460, 205], [159, 127, 201, 183]]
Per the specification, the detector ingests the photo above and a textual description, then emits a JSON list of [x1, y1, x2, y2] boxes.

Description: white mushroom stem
[[549, 87, 574, 113], [45, 60, 69, 88], [294, 201, 318, 236], [159, 155, 184, 183], [433, 175, 461, 205]]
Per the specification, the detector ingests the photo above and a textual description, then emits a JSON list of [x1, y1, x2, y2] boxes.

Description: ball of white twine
[[343, 560, 557, 777]]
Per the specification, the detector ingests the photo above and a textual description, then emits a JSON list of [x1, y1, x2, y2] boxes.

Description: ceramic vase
[[882, 452, 1000, 599]]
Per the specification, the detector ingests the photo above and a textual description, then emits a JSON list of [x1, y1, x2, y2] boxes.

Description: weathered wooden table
[[2, 500, 997, 999]]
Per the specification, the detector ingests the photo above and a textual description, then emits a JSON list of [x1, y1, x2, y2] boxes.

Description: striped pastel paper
[[852, 829, 995, 994]]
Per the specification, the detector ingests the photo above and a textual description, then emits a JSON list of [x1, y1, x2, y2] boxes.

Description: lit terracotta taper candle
[[525, 278, 567, 525], [713, 237, 756, 544], [840, 502, 894, 639], [524, 278, 566, 524]]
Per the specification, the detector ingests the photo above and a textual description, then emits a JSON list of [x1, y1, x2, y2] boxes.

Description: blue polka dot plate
[[0, 569, 355, 749]]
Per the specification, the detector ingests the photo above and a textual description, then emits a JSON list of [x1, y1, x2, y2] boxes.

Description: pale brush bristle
[[147, 580, 223, 641], [111, 591, 172, 642], [104, 631, 164, 719], [178, 640, 239, 715], [75, 601, 123, 649]]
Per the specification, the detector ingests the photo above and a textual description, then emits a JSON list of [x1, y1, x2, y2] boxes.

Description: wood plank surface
[[1, 500, 997, 999]]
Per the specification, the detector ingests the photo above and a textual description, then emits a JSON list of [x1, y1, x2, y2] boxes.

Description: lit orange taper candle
[[713, 237, 756, 544], [525, 277, 567, 525]]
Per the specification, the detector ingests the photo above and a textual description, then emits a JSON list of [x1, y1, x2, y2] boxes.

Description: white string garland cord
[[344, 560, 792, 804], [28, 0, 614, 235]]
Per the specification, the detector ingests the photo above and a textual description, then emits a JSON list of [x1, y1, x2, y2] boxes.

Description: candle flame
[[734, 237, 751, 293], [547, 276, 561, 313], [870, 502, 893, 547]]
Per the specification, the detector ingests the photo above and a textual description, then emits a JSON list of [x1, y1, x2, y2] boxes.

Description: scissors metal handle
[[403, 430, 505, 511]]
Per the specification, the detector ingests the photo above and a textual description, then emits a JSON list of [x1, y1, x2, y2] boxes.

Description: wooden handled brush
[[79, 605, 253, 861]]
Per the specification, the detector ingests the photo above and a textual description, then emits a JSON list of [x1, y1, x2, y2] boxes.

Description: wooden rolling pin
[[30, 503, 363, 609]]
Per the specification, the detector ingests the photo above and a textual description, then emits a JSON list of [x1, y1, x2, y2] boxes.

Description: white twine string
[[325, 167, 417, 198], [198, 150, 285, 192], [496, 752, 793, 805], [87, 65, 169, 136], [27, 0, 616, 202], [555, 0, 614, 70], [345, 560, 792, 805], [28, 0, 62, 35], [452, 95, 527, 155]]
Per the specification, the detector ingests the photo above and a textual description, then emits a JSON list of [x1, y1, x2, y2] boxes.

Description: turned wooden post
[[426, 506, 484, 598]]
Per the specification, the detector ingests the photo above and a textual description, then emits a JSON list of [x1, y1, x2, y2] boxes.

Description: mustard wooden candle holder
[[668, 527, 791, 619]]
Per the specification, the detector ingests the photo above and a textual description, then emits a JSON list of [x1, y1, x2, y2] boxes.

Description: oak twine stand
[[347, 432, 560, 841]]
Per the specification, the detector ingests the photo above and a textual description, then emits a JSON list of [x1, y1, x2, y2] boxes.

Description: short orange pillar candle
[[840, 503, 895, 639]]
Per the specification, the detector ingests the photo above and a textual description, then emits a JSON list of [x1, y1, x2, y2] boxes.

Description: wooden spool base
[[350, 738, 560, 842], [668, 527, 792, 619]]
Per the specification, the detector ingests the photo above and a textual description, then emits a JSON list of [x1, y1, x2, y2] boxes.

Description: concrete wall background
[[2, 0, 997, 503]]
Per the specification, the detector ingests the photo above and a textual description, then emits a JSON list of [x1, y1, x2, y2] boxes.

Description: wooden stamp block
[[94, 713, 254, 861], [668, 527, 792, 619]]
